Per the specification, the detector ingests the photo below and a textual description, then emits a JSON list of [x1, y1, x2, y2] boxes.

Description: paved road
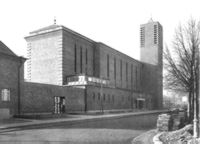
[[0, 113, 159, 144]]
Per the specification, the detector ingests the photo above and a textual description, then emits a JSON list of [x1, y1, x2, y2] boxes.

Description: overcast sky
[[0, 0, 200, 60]]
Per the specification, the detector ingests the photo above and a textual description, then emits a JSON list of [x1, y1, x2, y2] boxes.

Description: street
[[0, 113, 159, 144]]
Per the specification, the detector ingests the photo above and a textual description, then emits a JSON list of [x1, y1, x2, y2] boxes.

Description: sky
[[1, 0, 200, 60]]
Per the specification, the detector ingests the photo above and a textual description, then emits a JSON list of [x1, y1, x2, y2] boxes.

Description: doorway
[[54, 96, 65, 114], [136, 98, 145, 109]]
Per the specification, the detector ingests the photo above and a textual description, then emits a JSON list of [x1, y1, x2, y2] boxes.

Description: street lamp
[[193, 44, 199, 138]]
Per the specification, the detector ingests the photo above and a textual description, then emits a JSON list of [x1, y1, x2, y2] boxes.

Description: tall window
[[107, 54, 110, 78], [136, 67, 138, 90], [86, 49, 88, 74], [103, 94, 106, 101], [126, 62, 128, 82], [93, 92, 95, 101], [1, 89, 10, 101], [80, 47, 83, 73], [74, 44, 77, 73], [114, 57, 116, 80], [86, 49, 88, 65], [120, 60, 122, 81], [131, 64, 133, 88], [154, 25, 158, 44]]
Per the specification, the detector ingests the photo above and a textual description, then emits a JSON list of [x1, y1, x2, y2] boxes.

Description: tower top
[[54, 17, 56, 25], [148, 17, 153, 23]]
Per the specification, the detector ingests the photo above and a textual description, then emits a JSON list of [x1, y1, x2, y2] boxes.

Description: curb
[[153, 132, 164, 144]]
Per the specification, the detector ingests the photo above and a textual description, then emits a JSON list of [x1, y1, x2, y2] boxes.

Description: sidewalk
[[0, 110, 168, 132]]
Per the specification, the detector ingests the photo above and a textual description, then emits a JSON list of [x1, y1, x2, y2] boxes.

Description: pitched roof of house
[[0, 41, 17, 56]]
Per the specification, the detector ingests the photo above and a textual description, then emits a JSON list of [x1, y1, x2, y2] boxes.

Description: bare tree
[[164, 19, 200, 122]]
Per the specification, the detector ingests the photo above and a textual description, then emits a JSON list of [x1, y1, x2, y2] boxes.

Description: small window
[[98, 93, 100, 101], [1, 89, 10, 101], [93, 93, 95, 101], [103, 94, 106, 101]]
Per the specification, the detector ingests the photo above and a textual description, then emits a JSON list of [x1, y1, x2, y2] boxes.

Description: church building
[[22, 19, 163, 114], [0, 19, 163, 118]]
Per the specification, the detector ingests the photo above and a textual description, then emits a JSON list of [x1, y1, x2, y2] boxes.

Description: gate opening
[[54, 96, 65, 114]]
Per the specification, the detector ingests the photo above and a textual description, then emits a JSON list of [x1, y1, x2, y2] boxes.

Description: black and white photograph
[[0, 0, 200, 143]]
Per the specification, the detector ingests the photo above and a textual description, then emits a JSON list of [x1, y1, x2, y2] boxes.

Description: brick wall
[[86, 85, 154, 111], [21, 82, 85, 114]]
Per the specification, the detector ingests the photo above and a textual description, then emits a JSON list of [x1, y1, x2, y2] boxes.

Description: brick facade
[[0, 41, 25, 118], [21, 82, 85, 114]]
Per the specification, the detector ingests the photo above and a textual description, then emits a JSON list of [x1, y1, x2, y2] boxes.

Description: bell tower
[[140, 18, 163, 66], [140, 19, 163, 109]]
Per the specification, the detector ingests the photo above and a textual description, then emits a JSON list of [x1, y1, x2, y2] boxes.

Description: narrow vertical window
[[86, 48, 88, 74], [74, 44, 77, 73], [154, 25, 157, 44], [103, 94, 106, 101], [120, 60, 122, 81], [140, 27, 145, 47], [131, 64, 133, 88], [114, 57, 116, 80], [80, 47, 82, 73], [126, 62, 128, 82], [107, 54, 109, 78], [86, 49, 88, 65], [136, 67, 137, 90], [93, 92, 95, 101]]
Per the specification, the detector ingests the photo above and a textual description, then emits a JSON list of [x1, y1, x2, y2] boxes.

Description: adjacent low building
[[0, 41, 25, 118]]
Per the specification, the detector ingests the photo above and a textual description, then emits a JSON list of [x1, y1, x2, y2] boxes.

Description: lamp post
[[197, 44, 200, 138], [193, 44, 199, 138]]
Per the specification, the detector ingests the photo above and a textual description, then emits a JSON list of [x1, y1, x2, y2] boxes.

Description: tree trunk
[[188, 91, 194, 123]]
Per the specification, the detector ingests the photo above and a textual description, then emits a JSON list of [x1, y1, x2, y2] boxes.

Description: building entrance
[[54, 96, 65, 114], [136, 98, 145, 109]]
